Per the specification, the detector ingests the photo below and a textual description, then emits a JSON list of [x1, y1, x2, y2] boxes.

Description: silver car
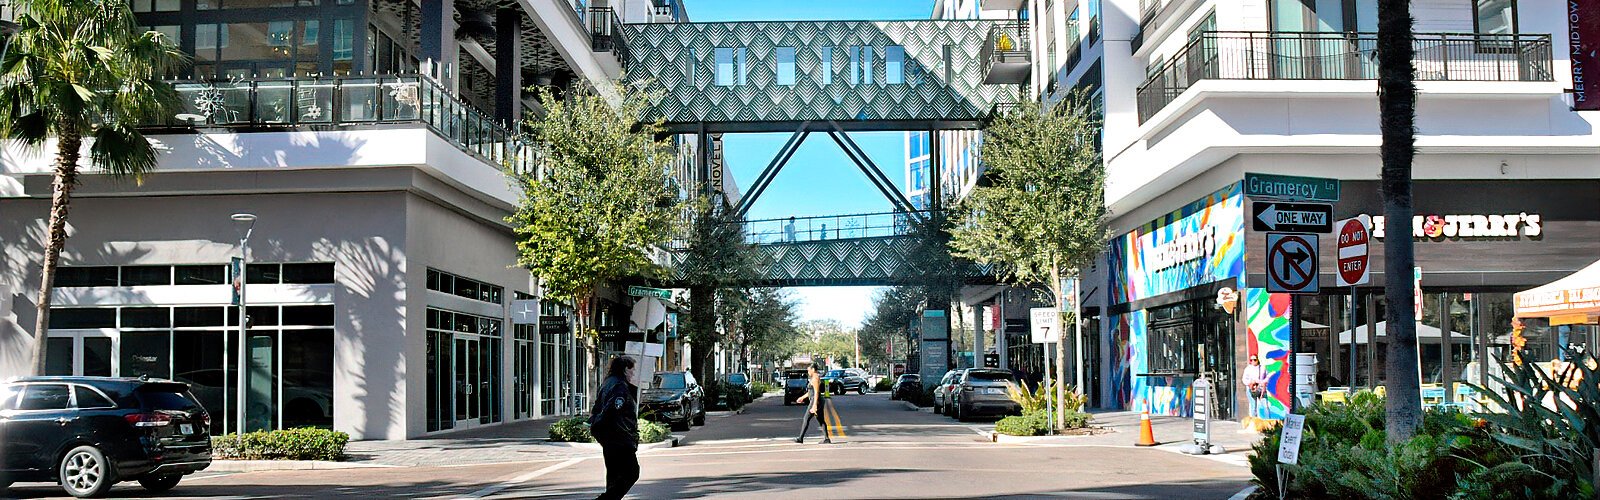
[[931, 370, 962, 415], [949, 368, 1022, 421]]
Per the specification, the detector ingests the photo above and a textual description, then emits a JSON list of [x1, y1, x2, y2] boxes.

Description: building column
[[495, 8, 523, 127], [421, 0, 460, 87]]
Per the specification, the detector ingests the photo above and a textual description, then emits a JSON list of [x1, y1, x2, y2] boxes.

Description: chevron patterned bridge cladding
[[623, 20, 1014, 132], [663, 235, 995, 288]]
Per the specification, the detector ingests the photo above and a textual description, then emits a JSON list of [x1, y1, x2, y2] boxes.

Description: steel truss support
[[824, 121, 924, 220], [733, 121, 810, 219]]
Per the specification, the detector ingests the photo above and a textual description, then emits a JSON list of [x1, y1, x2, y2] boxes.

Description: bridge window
[[849, 46, 872, 85], [715, 47, 747, 86], [776, 47, 796, 85], [821, 47, 834, 84], [685, 47, 698, 86], [885, 46, 905, 84]]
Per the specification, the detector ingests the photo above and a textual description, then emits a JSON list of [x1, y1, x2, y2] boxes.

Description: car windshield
[[825, 370, 845, 378], [899, 375, 919, 381], [966, 371, 1015, 381], [652, 373, 686, 390], [727, 374, 748, 385]]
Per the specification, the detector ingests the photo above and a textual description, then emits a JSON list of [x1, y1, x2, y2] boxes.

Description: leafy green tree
[[796, 319, 858, 369], [731, 287, 799, 376], [0, 0, 188, 374], [509, 82, 681, 391], [949, 94, 1107, 429], [677, 200, 757, 382], [1376, 0, 1423, 444], [861, 286, 924, 369]]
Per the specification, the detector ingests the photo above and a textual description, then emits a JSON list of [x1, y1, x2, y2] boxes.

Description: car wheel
[[933, 402, 943, 414], [671, 418, 690, 432], [59, 445, 116, 498], [694, 410, 706, 426], [955, 405, 969, 422], [138, 474, 182, 493], [858, 385, 866, 395]]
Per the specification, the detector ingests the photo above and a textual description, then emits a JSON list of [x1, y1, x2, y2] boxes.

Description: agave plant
[[1463, 348, 1599, 498]]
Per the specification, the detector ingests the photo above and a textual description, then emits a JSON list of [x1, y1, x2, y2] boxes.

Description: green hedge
[[749, 381, 777, 395], [873, 377, 893, 392], [212, 428, 348, 461], [995, 410, 1051, 436], [551, 415, 671, 444]]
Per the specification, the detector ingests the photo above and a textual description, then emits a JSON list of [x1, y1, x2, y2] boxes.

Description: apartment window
[[821, 47, 834, 84], [121, 266, 172, 286], [426, 268, 505, 305], [848, 46, 872, 85], [885, 46, 905, 84], [715, 47, 746, 86], [245, 263, 336, 285], [1473, 0, 1517, 35], [332, 19, 355, 74], [56, 267, 119, 288], [776, 47, 796, 85]]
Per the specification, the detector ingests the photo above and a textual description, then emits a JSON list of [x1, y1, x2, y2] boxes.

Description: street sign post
[[1334, 215, 1372, 287], [1266, 233, 1320, 294], [1252, 202, 1334, 233], [1244, 173, 1341, 202], [626, 285, 672, 299]]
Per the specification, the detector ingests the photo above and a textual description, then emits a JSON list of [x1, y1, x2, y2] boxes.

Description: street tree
[[0, 0, 188, 374], [678, 199, 758, 382], [861, 286, 924, 369], [949, 94, 1107, 430], [797, 319, 858, 368], [1376, 0, 1423, 443], [509, 82, 681, 393], [733, 288, 800, 376]]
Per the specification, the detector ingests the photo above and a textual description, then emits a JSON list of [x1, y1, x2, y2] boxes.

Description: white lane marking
[[454, 457, 588, 499]]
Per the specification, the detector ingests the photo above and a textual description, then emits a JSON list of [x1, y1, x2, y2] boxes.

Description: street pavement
[[1, 393, 1252, 499]]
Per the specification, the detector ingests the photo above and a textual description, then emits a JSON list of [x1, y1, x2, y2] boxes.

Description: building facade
[[1028, 0, 1600, 421], [0, 0, 687, 440]]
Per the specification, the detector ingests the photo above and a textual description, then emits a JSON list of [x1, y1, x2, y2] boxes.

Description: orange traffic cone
[[1135, 410, 1158, 447]]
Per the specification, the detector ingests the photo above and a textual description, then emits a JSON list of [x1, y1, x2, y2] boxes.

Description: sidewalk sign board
[[1277, 413, 1307, 464], [1192, 378, 1212, 445]]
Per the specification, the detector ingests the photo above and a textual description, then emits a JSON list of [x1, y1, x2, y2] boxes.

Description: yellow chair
[[1318, 390, 1348, 404]]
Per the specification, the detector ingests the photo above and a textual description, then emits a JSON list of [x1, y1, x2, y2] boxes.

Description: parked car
[[718, 372, 751, 390], [949, 368, 1023, 421], [1, 376, 212, 498], [931, 370, 963, 415], [821, 369, 868, 395], [889, 374, 921, 401], [640, 371, 705, 432], [782, 370, 809, 405]]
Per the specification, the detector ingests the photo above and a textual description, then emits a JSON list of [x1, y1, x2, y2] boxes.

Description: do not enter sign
[[1336, 215, 1372, 287]]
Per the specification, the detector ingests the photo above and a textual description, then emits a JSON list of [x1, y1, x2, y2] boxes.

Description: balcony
[[981, 22, 1032, 85], [1136, 31, 1555, 123], [158, 74, 534, 173], [588, 7, 630, 67]]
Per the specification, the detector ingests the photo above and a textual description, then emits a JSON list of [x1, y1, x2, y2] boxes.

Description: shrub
[[874, 377, 893, 392], [638, 418, 670, 443], [1457, 349, 1599, 499], [995, 410, 1051, 436], [750, 381, 777, 395], [708, 380, 752, 411], [1059, 410, 1090, 430], [549, 415, 592, 443], [212, 428, 349, 461]]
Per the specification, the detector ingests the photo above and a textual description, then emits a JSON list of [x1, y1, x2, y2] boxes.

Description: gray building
[[0, 0, 687, 440]]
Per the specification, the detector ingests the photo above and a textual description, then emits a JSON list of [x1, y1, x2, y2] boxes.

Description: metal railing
[[737, 210, 935, 245], [981, 21, 1032, 67], [159, 74, 534, 172], [588, 7, 630, 65], [1136, 31, 1555, 123]]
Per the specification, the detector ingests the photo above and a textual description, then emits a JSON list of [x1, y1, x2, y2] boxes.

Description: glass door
[[453, 336, 481, 428], [1269, 0, 1375, 79], [42, 333, 114, 377]]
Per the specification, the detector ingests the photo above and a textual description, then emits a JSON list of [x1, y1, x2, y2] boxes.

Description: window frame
[[775, 46, 797, 86]]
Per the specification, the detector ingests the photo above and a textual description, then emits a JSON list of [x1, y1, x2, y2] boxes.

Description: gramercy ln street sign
[[1244, 173, 1341, 203]]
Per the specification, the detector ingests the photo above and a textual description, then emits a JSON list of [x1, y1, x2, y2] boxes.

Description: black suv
[[1, 377, 211, 498], [822, 369, 867, 395], [641, 371, 706, 431]]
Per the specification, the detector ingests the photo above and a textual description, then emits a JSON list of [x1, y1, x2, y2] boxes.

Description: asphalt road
[[1, 393, 1252, 499]]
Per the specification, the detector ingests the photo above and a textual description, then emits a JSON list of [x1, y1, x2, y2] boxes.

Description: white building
[[1019, 0, 1600, 421], [0, 0, 688, 440]]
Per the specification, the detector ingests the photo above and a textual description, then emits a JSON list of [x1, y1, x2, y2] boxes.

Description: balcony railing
[[1136, 31, 1555, 123], [735, 210, 936, 245], [588, 7, 630, 65], [159, 74, 534, 173], [981, 22, 1032, 84]]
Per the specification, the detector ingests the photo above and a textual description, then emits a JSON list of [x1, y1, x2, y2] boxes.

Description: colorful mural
[[1105, 184, 1247, 416], [1244, 288, 1294, 420], [1107, 184, 1246, 305]]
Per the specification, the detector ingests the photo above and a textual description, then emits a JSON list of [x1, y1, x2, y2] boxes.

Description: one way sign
[[1252, 202, 1334, 233]]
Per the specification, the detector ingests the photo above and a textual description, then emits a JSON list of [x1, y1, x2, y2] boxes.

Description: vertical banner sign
[[230, 257, 245, 306], [1573, 0, 1600, 110]]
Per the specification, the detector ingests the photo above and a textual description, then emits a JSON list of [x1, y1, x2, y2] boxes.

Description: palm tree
[[0, 0, 187, 375], [1375, 0, 1422, 442]]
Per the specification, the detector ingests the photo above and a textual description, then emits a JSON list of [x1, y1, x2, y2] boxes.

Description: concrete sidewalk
[[343, 415, 595, 467]]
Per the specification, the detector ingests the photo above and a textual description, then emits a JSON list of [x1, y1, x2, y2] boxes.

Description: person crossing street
[[794, 364, 831, 444]]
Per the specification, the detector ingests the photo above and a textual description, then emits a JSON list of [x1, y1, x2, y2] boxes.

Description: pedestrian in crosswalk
[[794, 364, 831, 444]]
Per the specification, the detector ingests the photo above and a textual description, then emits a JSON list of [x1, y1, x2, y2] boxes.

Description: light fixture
[[231, 213, 257, 222], [175, 113, 207, 124]]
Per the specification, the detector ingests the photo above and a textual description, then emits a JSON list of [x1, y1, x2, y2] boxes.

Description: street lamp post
[[231, 213, 256, 435]]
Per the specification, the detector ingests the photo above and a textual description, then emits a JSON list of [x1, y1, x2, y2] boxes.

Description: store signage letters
[[1372, 213, 1541, 240], [1147, 226, 1216, 272]]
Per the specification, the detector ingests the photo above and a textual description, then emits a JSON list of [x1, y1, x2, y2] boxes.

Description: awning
[[1514, 260, 1600, 324]]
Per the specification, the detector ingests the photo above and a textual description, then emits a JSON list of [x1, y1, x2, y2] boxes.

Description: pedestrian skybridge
[[623, 19, 1018, 287], [663, 211, 995, 288]]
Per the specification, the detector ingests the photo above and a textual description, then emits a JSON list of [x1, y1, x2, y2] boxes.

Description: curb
[[545, 435, 681, 450], [207, 460, 396, 472], [900, 401, 932, 412]]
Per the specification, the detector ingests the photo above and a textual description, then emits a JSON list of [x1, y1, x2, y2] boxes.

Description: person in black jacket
[[589, 355, 639, 500]]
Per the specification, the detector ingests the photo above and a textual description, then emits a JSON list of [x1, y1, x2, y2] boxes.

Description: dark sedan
[[2, 377, 211, 498], [889, 374, 922, 401], [640, 371, 705, 431], [781, 370, 809, 405]]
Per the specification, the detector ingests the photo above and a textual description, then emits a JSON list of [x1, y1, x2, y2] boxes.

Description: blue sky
[[685, 0, 935, 327]]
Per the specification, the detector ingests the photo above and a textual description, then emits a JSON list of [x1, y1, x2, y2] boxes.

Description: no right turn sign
[[1267, 233, 1320, 294]]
